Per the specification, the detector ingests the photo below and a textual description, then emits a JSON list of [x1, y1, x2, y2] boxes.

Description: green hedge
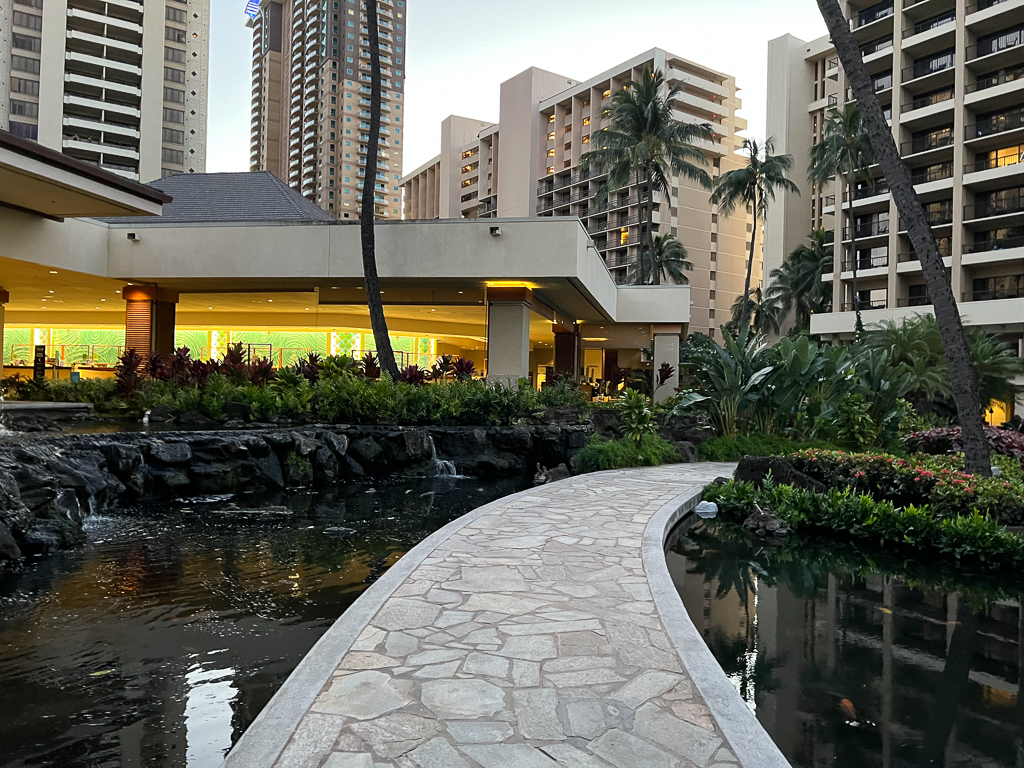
[[696, 435, 839, 462], [704, 480, 1024, 570], [574, 434, 681, 474]]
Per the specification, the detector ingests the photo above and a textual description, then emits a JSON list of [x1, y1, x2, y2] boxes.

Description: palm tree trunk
[[645, 163, 659, 285], [739, 194, 759, 332], [818, 0, 990, 476], [848, 176, 863, 335], [360, 0, 399, 380]]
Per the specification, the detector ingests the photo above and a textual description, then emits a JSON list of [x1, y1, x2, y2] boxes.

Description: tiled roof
[[100, 171, 336, 224]]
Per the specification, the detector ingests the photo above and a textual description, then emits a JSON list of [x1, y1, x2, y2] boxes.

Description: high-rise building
[[400, 49, 757, 340], [0, 0, 210, 181], [766, 1, 1024, 349], [248, 0, 406, 220]]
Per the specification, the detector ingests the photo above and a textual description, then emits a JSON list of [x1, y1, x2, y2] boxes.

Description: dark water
[[0, 475, 527, 768], [668, 520, 1024, 768]]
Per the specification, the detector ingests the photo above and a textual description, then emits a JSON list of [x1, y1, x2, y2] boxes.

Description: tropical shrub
[[619, 388, 657, 443], [696, 435, 838, 462], [704, 480, 1024, 570], [789, 449, 1024, 525], [904, 426, 1024, 468], [573, 433, 680, 474]]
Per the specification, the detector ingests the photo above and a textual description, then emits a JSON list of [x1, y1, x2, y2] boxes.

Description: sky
[[207, 0, 829, 176]]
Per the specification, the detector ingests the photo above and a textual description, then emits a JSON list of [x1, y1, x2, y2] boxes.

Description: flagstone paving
[[236, 463, 770, 768]]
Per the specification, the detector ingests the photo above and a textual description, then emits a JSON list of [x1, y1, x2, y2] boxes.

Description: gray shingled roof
[[100, 171, 336, 224]]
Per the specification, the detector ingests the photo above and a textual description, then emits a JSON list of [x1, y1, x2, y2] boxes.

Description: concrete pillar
[[0, 289, 7, 377], [652, 324, 682, 403], [487, 288, 531, 387], [123, 286, 178, 361]]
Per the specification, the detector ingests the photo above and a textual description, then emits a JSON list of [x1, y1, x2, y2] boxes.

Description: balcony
[[847, 181, 891, 201], [964, 192, 1024, 220], [896, 295, 933, 306], [966, 64, 1024, 94], [965, 233, 1024, 252], [842, 298, 889, 310], [901, 132, 954, 155], [587, 215, 640, 234], [966, 109, 1024, 143], [912, 162, 955, 183], [966, 29, 1024, 63], [843, 253, 890, 270], [843, 220, 890, 239], [966, 0, 1016, 13], [898, 237, 953, 260], [902, 12, 955, 39], [963, 278, 1024, 301], [965, 152, 1024, 173], [901, 54, 955, 85], [899, 206, 954, 228], [902, 88, 954, 113], [852, 3, 894, 30]]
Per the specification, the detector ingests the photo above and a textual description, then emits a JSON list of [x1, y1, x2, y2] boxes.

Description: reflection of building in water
[[671, 538, 1023, 765]]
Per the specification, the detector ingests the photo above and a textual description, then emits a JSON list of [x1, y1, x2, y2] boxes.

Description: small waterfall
[[0, 395, 13, 436], [427, 435, 458, 478]]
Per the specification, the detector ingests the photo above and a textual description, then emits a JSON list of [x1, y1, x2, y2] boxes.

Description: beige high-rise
[[767, 0, 1024, 354], [400, 49, 759, 340], [0, 0, 210, 181], [248, 0, 406, 220]]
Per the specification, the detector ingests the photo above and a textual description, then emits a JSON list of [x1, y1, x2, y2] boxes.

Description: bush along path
[[707, 452, 1024, 572]]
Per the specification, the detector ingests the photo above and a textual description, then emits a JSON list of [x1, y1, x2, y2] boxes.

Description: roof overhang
[[0, 130, 170, 219]]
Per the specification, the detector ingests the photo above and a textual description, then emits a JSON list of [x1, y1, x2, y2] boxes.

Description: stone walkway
[[225, 463, 785, 768]]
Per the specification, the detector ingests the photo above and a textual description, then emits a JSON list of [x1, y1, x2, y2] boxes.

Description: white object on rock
[[695, 501, 719, 519]]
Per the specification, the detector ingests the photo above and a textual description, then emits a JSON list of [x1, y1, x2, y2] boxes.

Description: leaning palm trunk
[[644, 163, 659, 285], [847, 174, 863, 335], [739, 191, 759, 332], [818, 0, 990, 476], [359, 0, 399, 380]]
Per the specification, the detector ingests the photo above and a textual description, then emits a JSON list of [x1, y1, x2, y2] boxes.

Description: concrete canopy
[[0, 130, 169, 220]]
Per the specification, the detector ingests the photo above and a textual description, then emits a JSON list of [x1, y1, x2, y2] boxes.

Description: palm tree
[[628, 233, 693, 285], [580, 66, 713, 285], [358, 0, 399, 380], [727, 287, 782, 336], [816, 0, 991, 476], [808, 104, 875, 335], [765, 229, 833, 331], [710, 138, 800, 331]]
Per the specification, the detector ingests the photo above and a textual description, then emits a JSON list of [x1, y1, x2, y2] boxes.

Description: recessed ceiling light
[[127, 282, 133, 285], [101, 299, 106, 302], [49, 270, 58, 274], [305, 307, 310, 310], [41, 298, 46, 301], [268, 299, 273, 302], [48, 290, 54, 294], [115, 290, 121, 294], [208, 306, 213, 310]]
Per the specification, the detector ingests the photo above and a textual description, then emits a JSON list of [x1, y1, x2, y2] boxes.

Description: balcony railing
[[902, 132, 954, 154], [967, 110, 1024, 139], [964, 192, 1024, 219], [843, 253, 890, 270], [897, 296, 932, 306], [967, 31, 1024, 62], [965, 233, 1024, 252], [899, 207, 954, 228], [903, 88, 954, 111], [966, 153, 1024, 172], [842, 299, 888, 310], [828, 93, 839, 106], [863, 36, 894, 54], [844, 220, 890, 238], [827, 56, 839, 70], [966, 65, 1024, 94], [823, 194, 836, 207], [966, 0, 1012, 13], [852, 4, 894, 28], [903, 13, 955, 38], [963, 282, 1024, 301], [848, 181, 891, 200], [587, 215, 640, 234], [912, 162, 955, 183], [898, 238, 953, 261], [902, 55, 955, 82]]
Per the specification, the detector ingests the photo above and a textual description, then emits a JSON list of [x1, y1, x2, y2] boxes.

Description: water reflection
[[668, 521, 1024, 768], [0, 475, 526, 768]]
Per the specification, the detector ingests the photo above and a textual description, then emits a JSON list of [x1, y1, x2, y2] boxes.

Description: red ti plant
[[147, 354, 171, 381], [249, 357, 276, 387], [399, 365, 427, 386], [169, 347, 192, 385], [655, 362, 675, 392], [116, 349, 144, 397], [222, 342, 249, 384], [188, 358, 221, 389], [360, 352, 381, 380], [298, 352, 322, 383], [453, 357, 476, 381]]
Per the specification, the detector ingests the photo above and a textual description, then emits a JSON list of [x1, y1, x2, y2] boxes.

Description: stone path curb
[[222, 463, 789, 768]]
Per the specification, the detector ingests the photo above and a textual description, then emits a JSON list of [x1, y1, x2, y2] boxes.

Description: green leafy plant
[[574, 433, 681, 474], [618, 388, 657, 444]]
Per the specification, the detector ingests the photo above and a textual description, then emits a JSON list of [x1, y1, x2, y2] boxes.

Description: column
[[486, 288, 531, 387], [652, 323, 682, 403], [553, 323, 579, 381], [0, 289, 7, 378], [123, 286, 178, 361]]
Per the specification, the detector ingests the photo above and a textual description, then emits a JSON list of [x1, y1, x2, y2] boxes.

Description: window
[[564, 125, 572, 134], [163, 127, 184, 144], [582, 135, 590, 144], [162, 148, 184, 164], [164, 67, 185, 83], [10, 100, 38, 117], [547, 148, 555, 157], [164, 87, 185, 103], [13, 11, 42, 30], [11, 55, 40, 74], [564, 142, 571, 151], [582, 116, 590, 126], [12, 34, 41, 52], [548, 114, 556, 123], [548, 131, 555, 141], [9, 121, 38, 141], [165, 26, 186, 43], [602, 89, 612, 98], [165, 46, 186, 63], [166, 6, 187, 22], [710, 271, 717, 281], [11, 77, 39, 96], [163, 107, 185, 123]]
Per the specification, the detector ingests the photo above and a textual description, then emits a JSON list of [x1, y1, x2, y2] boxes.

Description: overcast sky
[[207, 0, 829, 176]]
